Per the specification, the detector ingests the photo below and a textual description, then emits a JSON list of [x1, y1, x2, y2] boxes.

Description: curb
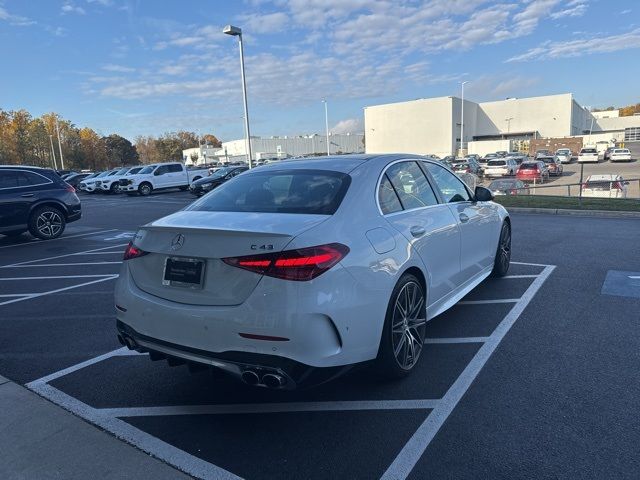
[[506, 207, 640, 218]]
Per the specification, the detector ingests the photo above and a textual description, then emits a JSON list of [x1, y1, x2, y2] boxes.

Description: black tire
[[110, 183, 120, 194], [491, 221, 511, 277], [138, 182, 152, 196], [28, 206, 66, 240], [375, 273, 427, 379], [3, 230, 26, 237], [179, 185, 189, 191]]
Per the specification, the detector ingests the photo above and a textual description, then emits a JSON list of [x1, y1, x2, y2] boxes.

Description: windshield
[[210, 167, 235, 179], [489, 180, 517, 189], [556, 150, 570, 154], [96, 171, 111, 177], [186, 169, 351, 215], [115, 168, 129, 175], [138, 166, 155, 174], [128, 167, 143, 175]]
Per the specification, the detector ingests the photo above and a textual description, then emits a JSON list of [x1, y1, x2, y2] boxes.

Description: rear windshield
[[489, 180, 517, 189], [585, 180, 615, 190], [614, 149, 630, 153], [186, 169, 351, 215], [556, 150, 570, 154], [487, 160, 506, 166], [581, 149, 597, 154], [520, 163, 539, 170]]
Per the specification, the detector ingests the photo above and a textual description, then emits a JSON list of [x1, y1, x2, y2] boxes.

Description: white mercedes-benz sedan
[[115, 154, 511, 389]]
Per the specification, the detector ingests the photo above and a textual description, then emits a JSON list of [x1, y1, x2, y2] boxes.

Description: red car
[[516, 161, 549, 183]]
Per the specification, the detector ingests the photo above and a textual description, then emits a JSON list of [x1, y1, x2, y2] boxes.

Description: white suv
[[609, 149, 632, 162], [578, 148, 599, 163]]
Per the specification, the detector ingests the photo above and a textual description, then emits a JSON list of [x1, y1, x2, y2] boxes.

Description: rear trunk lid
[[128, 211, 329, 306]]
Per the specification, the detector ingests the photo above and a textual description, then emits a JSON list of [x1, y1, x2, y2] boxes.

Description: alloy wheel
[[498, 224, 511, 272], [36, 211, 63, 238], [391, 281, 426, 370]]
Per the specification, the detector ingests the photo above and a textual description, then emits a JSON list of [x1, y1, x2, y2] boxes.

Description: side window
[[154, 166, 169, 176], [0, 171, 19, 189], [424, 163, 472, 203], [378, 174, 402, 214], [385, 161, 438, 210], [19, 171, 50, 187], [169, 164, 183, 173]]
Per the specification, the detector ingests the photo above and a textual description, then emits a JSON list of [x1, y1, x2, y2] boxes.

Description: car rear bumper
[[114, 261, 384, 371]]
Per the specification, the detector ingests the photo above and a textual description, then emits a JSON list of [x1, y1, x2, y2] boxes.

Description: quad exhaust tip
[[241, 370, 260, 386], [262, 373, 285, 389]]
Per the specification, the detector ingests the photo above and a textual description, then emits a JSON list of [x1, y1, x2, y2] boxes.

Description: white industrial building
[[183, 133, 365, 165], [364, 93, 640, 157]]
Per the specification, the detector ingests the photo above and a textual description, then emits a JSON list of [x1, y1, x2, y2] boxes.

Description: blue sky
[[1, 0, 638, 142]]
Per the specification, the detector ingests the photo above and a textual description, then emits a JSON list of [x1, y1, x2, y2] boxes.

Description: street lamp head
[[223, 25, 242, 36]]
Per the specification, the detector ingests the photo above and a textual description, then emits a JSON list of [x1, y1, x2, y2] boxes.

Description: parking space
[[21, 256, 553, 479], [2, 194, 640, 479]]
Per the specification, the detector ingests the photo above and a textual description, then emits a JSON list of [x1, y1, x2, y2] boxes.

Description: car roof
[[0, 165, 50, 171], [587, 174, 619, 181]]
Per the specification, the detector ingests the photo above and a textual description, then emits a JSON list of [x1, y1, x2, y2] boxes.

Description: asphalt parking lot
[[1, 191, 639, 479]]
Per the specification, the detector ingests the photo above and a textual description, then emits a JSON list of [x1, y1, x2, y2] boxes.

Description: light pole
[[505, 117, 514, 135], [55, 118, 65, 170], [223, 24, 253, 168], [460, 81, 469, 156], [322, 100, 330, 156], [49, 134, 58, 170]]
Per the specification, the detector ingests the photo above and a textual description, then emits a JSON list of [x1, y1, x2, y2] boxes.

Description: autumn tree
[[202, 134, 222, 147], [103, 134, 139, 166], [134, 135, 162, 164], [79, 128, 108, 170]]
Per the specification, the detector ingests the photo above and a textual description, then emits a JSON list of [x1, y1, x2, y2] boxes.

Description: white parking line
[[380, 264, 555, 480], [457, 298, 520, 305], [101, 399, 439, 418], [0, 229, 118, 250], [0, 275, 118, 307], [9, 262, 123, 267], [0, 274, 116, 281], [25, 382, 240, 480], [510, 261, 548, 267], [503, 274, 539, 279], [1, 243, 128, 268], [424, 337, 489, 344]]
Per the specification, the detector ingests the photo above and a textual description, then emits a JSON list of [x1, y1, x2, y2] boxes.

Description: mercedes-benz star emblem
[[171, 233, 185, 251]]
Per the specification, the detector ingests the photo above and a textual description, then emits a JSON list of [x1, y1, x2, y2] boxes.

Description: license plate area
[[163, 257, 205, 289]]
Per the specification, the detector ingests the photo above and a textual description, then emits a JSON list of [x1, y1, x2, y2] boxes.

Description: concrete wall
[[364, 97, 454, 157], [478, 94, 574, 138], [596, 115, 640, 133], [214, 134, 364, 161], [592, 110, 619, 119], [467, 140, 512, 156]]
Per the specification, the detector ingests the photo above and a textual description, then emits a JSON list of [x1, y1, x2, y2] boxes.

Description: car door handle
[[409, 226, 426, 237], [459, 213, 470, 223], [20, 193, 35, 197]]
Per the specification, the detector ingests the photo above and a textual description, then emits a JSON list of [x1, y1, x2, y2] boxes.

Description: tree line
[[593, 103, 640, 116], [0, 108, 222, 171]]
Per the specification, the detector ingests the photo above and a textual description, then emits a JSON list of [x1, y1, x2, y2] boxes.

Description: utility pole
[[49, 134, 58, 170], [55, 118, 65, 170], [322, 100, 330, 156], [460, 81, 469, 156]]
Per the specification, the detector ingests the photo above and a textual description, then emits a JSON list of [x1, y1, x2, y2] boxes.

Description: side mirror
[[475, 186, 494, 202]]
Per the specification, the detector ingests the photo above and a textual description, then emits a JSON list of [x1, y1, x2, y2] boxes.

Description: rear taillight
[[222, 243, 349, 281], [614, 182, 622, 190], [510, 189, 517, 195], [66, 184, 76, 193], [123, 241, 149, 261]]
